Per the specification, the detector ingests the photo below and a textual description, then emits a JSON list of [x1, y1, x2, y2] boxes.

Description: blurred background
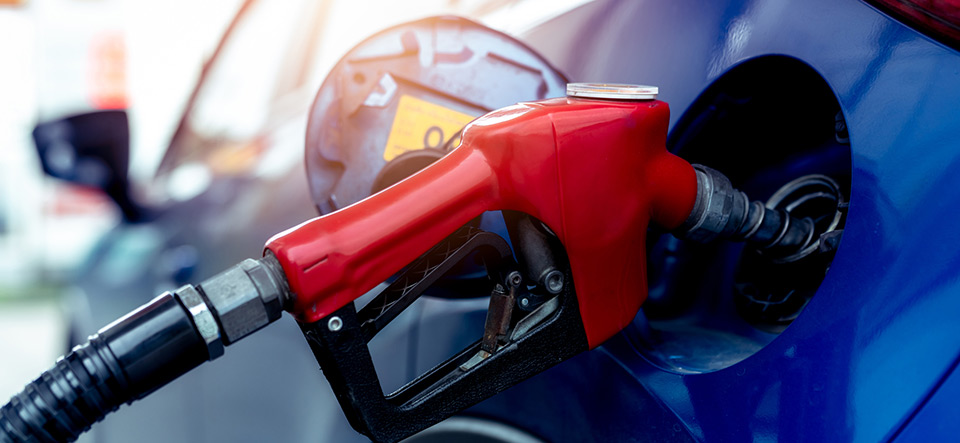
[[0, 0, 581, 409], [0, 0, 245, 401]]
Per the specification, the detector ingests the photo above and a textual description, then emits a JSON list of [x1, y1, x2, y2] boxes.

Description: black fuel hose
[[0, 257, 288, 443], [0, 293, 207, 442]]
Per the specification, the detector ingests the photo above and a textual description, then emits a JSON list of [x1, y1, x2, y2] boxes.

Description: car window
[[158, 0, 318, 180]]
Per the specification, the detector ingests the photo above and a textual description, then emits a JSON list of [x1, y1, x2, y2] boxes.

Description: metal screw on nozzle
[[543, 270, 564, 294], [507, 271, 523, 288], [328, 316, 343, 332]]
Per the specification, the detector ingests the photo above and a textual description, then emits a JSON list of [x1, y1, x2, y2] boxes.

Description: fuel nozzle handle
[[674, 164, 816, 260], [0, 256, 290, 443]]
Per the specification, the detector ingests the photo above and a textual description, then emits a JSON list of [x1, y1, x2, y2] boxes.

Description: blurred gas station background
[[0, 0, 586, 403], [0, 0, 245, 401]]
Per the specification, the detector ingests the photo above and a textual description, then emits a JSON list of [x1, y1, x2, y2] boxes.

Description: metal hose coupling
[[674, 164, 817, 261], [0, 255, 290, 443]]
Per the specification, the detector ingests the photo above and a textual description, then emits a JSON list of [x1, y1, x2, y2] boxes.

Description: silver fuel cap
[[566, 83, 658, 100]]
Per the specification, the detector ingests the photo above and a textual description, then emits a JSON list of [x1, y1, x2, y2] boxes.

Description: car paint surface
[[432, 0, 960, 441]]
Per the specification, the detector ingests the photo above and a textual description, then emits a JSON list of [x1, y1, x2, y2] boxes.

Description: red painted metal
[[266, 97, 697, 348]]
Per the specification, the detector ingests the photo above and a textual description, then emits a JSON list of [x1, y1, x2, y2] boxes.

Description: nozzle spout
[[674, 164, 817, 261]]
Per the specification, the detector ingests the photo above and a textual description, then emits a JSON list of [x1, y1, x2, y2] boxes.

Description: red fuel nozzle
[[266, 94, 697, 348]]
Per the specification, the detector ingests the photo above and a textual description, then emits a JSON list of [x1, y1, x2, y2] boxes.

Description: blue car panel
[[427, 0, 960, 441]]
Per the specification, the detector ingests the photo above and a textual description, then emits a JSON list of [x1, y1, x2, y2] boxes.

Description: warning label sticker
[[383, 95, 477, 161]]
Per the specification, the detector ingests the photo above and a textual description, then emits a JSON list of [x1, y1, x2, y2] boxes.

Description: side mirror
[[32, 110, 145, 222]]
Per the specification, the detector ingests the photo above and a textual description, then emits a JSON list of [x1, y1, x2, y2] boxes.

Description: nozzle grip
[[267, 145, 498, 323]]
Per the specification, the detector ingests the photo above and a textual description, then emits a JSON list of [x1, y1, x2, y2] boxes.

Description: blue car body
[[443, 0, 960, 441]]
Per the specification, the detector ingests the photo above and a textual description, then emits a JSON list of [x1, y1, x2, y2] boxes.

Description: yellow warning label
[[383, 95, 477, 161]]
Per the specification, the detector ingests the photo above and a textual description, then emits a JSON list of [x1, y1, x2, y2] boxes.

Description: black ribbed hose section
[[0, 256, 289, 443], [0, 292, 209, 443]]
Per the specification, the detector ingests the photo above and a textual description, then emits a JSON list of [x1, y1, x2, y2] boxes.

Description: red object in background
[[89, 32, 127, 110], [47, 183, 115, 217], [267, 97, 697, 348], [871, 0, 960, 47]]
